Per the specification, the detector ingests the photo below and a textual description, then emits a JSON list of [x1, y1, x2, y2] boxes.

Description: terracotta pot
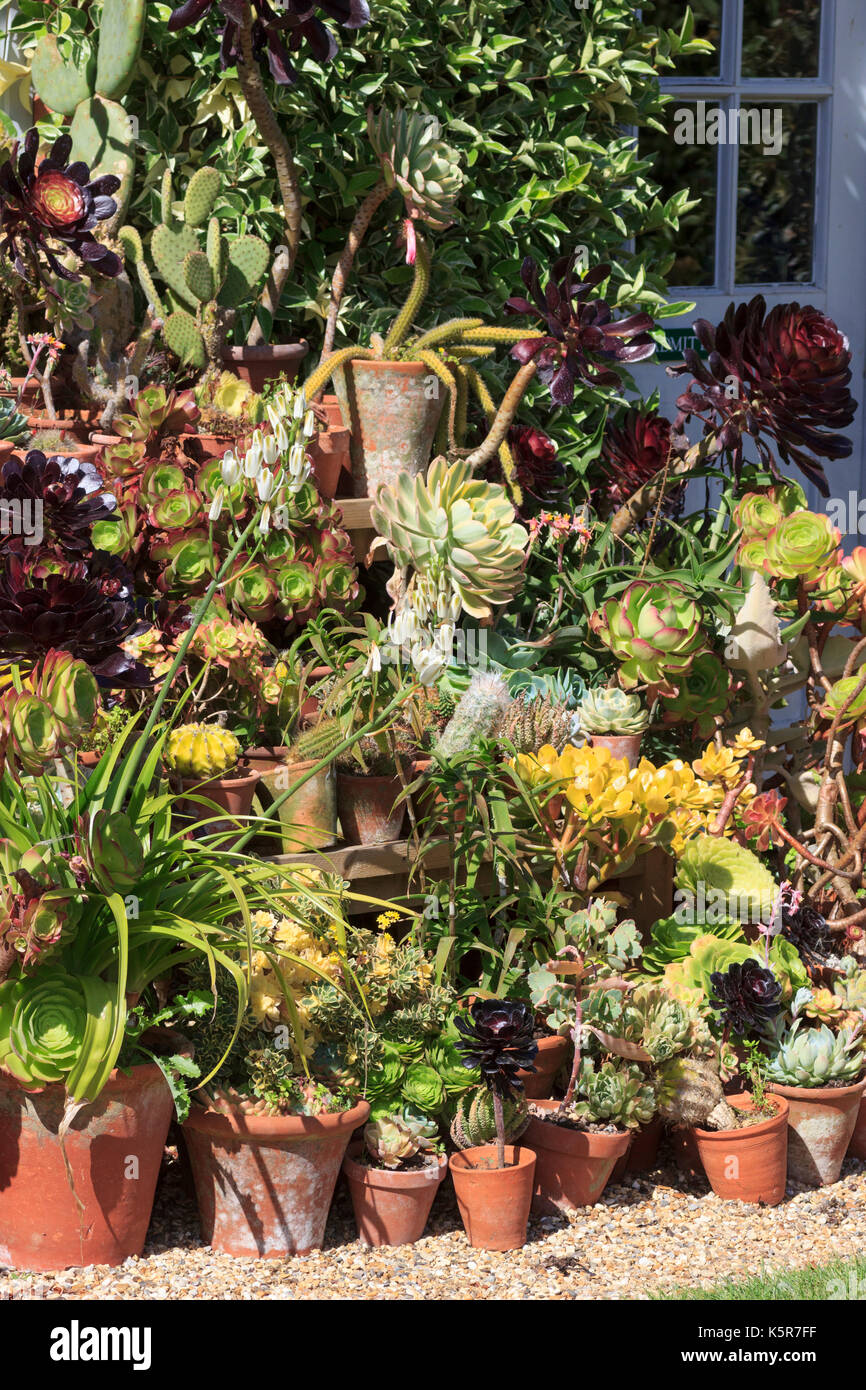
[[251, 756, 337, 852], [179, 767, 261, 845], [588, 732, 644, 769], [409, 757, 467, 828], [320, 394, 345, 430], [307, 424, 351, 499], [770, 1076, 866, 1186], [332, 359, 445, 497], [26, 415, 91, 443], [517, 1034, 569, 1100], [2, 378, 40, 410], [183, 1098, 370, 1257], [670, 1124, 703, 1178], [693, 1093, 789, 1205], [221, 342, 309, 393], [524, 1100, 630, 1214], [181, 433, 250, 462], [337, 771, 406, 845], [0, 1034, 190, 1271], [847, 1091, 866, 1160], [0, 440, 17, 464], [343, 1143, 447, 1247], [449, 1145, 536, 1251], [611, 1115, 663, 1182]]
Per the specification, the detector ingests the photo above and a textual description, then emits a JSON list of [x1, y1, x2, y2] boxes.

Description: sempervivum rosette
[[0, 969, 88, 1085], [590, 579, 707, 697], [0, 129, 121, 283]]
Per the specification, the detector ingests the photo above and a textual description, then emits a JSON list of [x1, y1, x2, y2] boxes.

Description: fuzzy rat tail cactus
[[434, 672, 511, 760], [164, 724, 241, 780]]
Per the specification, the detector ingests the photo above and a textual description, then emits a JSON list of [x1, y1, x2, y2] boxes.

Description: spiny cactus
[[164, 723, 241, 780], [496, 693, 575, 754], [578, 687, 650, 736], [287, 718, 344, 766], [450, 1084, 529, 1149], [656, 1055, 737, 1131], [435, 672, 512, 760], [120, 167, 270, 374]]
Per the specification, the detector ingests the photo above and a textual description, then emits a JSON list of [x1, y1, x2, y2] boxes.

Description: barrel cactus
[[577, 686, 649, 735], [589, 579, 706, 695], [766, 1021, 864, 1087], [450, 1084, 530, 1148], [164, 723, 241, 780]]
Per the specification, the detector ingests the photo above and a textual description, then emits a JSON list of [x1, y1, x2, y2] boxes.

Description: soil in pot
[[183, 1098, 370, 1257], [517, 1033, 569, 1100], [332, 359, 445, 497], [0, 1033, 190, 1271], [693, 1093, 789, 1205], [449, 1144, 536, 1251], [250, 756, 337, 853], [770, 1076, 866, 1186], [337, 771, 407, 846], [524, 1099, 631, 1214], [222, 342, 309, 393], [343, 1143, 447, 1247]]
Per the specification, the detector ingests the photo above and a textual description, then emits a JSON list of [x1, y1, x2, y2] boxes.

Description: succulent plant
[[590, 579, 706, 697], [834, 967, 866, 1015], [567, 1058, 657, 1130], [708, 959, 783, 1037], [766, 1020, 864, 1087], [595, 408, 682, 519], [401, 1061, 447, 1116], [1, 688, 61, 777], [820, 676, 866, 728], [577, 686, 649, 736], [434, 671, 512, 760], [120, 166, 270, 372], [370, 458, 529, 624], [675, 836, 778, 928], [453, 999, 538, 1100], [450, 1084, 530, 1149], [656, 1054, 737, 1131], [780, 901, 834, 968], [0, 451, 117, 558], [0, 397, 27, 445], [659, 651, 731, 738], [617, 982, 712, 1064], [167, 0, 370, 85], [505, 254, 655, 406], [164, 723, 241, 780], [112, 386, 200, 446], [495, 692, 575, 754], [83, 809, 145, 895], [0, 130, 122, 285], [35, 649, 100, 744], [368, 107, 464, 231], [364, 1109, 439, 1169], [485, 424, 563, 511], [757, 510, 839, 581]]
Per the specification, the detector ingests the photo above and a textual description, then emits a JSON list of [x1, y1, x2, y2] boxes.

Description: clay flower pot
[[670, 1124, 703, 1178], [517, 1034, 569, 1100], [588, 732, 643, 769], [337, 771, 406, 845], [183, 1098, 370, 1257], [332, 359, 445, 496], [610, 1115, 663, 1182], [770, 1076, 866, 1186], [308, 424, 351, 499], [524, 1098, 630, 1213], [0, 1035, 190, 1271], [221, 342, 309, 393], [847, 1091, 866, 1160], [320, 394, 345, 429], [250, 755, 337, 853], [449, 1144, 536, 1251], [180, 766, 261, 820], [343, 1143, 447, 1247], [693, 1093, 788, 1205], [0, 440, 17, 465]]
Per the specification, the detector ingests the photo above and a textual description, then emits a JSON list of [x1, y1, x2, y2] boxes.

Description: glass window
[[735, 103, 817, 283], [650, 0, 723, 78], [741, 0, 822, 79], [641, 105, 718, 286]]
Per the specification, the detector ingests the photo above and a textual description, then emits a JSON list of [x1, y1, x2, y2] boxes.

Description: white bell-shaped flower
[[220, 451, 240, 487], [207, 487, 224, 522]]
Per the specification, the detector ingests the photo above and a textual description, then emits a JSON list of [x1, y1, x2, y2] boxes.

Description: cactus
[[121, 167, 270, 375], [435, 672, 512, 761], [287, 718, 344, 766], [450, 1084, 529, 1149], [164, 724, 241, 780], [578, 687, 650, 736], [495, 693, 575, 755], [656, 1055, 737, 1131]]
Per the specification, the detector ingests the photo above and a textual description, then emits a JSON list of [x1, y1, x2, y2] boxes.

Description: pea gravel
[[2, 1144, 865, 1300]]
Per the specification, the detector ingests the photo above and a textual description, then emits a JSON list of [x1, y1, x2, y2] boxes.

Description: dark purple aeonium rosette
[[453, 999, 538, 1098], [168, 0, 370, 84], [708, 958, 782, 1039], [0, 130, 121, 284], [0, 451, 117, 558], [505, 253, 656, 407], [595, 408, 685, 518], [669, 295, 857, 498]]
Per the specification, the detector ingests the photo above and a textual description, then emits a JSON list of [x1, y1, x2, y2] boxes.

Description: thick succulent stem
[[319, 178, 391, 366], [381, 235, 431, 358], [301, 345, 376, 402], [463, 364, 521, 506], [248, 245, 290, 348], [610, 434, 715, 538], [464, 361, 537, 471], [492, 1089, 506, 1170], [236, 10, 300, 344]]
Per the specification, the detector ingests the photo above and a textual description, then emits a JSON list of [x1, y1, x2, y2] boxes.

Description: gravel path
[[2, 1142, 865, 1300]]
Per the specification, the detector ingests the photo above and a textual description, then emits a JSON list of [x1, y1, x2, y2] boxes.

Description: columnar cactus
[[120, 167, 270, 373], [450, 1084, 530, 1149], [164, 724, 241, 780]]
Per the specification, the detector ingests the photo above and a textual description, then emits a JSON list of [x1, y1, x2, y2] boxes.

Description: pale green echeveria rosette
[[589, 579, 707, 698]]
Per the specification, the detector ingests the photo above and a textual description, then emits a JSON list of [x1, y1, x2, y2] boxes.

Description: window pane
[[650, 0, 722, 78], [736, 104, 817, 284], [741, 0, 821, 79], [642, 106, 717, 286]]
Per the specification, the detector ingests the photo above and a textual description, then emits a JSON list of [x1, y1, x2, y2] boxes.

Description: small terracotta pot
[[588, 733, 644, 769], [222, 343, 309, 393], [332, 359, 445, 497], [0, 440, 17, 464], [670, 1124, 703, 1178], [770, 1076, 866, 1186], [409, 758, 468, 828], [693, 1093, 789, 1205], [251, 755, 337, 852], [449, 1145, 536, 1251], [26, 415, 91, 443], [0, 1033, 191, 1271], [343, 1143, 447, 1247], [308, 424, 351, 499], [517, 1034, 569, 1100], [337, 771, 406, 845], [320, 394, 345, 430], [179, 767, 261, 845], [524, 1100, 630, 1213], [611, 1115, 663, 1182], [183, 1098, 370, 1257], [847, 1091, 866, 1160], [181, 433, 250, 462]]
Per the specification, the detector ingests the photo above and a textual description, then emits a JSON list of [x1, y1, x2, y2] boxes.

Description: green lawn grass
[[653, 1255, 866, 1300]]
